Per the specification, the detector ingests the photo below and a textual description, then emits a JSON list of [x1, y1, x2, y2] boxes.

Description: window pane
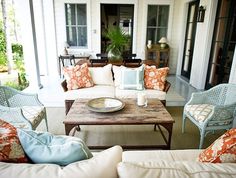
[[146, 5, 169, 44], [147, 28, 156, 43], [77, 4, 87, 25], [158, 6, 169, 26], [78, 27, 87, 46], [156, 28, 167, 42], [147, 5, 157, 26], [66, 27, 77, 46], [65, 4, 76, 25]]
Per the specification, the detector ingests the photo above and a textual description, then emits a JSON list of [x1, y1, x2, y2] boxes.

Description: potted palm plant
[[105, 26, 130, 61]]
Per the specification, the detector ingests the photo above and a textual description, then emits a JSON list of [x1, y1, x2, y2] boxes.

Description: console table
[[145, 44, 170, 67]]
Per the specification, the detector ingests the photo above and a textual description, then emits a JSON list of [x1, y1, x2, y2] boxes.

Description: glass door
[[100, 4, 134, 54], [205, 0, 236, 89], [181, 0, 199, 79]]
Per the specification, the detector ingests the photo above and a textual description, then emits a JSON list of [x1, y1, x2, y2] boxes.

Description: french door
[[205, 0, 236, 89], [181, 0, 199, 79]]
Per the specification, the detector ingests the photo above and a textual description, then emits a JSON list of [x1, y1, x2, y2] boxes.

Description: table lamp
[[159, 37, 167, 49]]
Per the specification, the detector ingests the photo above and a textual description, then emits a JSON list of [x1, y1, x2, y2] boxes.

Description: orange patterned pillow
[[198, 128, 236, 163], [0, 119, 28, 163], [63, 63, 94, 90], [144, 65, 169, 91]]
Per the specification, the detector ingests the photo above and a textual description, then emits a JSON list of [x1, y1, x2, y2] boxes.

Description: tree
[[1, 0, 13, 74]]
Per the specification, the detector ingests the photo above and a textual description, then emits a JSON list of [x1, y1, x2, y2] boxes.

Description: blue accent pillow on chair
[[120, 65, 144, 90], [17, 129, 93, 166]]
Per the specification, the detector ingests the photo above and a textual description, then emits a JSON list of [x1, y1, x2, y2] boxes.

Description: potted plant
[[105, 26, 130, 61]]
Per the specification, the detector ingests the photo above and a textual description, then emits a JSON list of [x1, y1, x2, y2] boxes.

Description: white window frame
[[146, 5, 169, 44], [65, 3, 88, 48], [141, 0, 173, 55]]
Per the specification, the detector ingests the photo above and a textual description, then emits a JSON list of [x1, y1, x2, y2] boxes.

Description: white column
[[14, 0, 42, 89], [189, 0, 218, 89], [43, 0, 58, 76]]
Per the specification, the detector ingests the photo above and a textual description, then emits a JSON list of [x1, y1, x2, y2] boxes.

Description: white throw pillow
[[89, 64, 114, 86]]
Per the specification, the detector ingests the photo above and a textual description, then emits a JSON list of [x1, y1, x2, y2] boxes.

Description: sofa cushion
[[63, 63, 94, 90], [0, 119, 28, 163], [115, 87, 166, 100], [17, 129, 93, 166], [0, 145, 123, 178], [120, 65, 144, 90], [117, 161, 236, 178], [198, 128, 236, 163], [185, 104, 214, 122], [144, 66, 169, 91], [89, 64, 114, 86], [64, 85, 115, 100], [122, 149, 202, 163]]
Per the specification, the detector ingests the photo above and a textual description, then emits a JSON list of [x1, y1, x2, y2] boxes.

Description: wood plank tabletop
[[64, 98, 174, 125]]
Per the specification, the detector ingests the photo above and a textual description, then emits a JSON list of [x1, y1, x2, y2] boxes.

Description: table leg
[[159, 123, 173, 149], [65, 124, 77, 136]]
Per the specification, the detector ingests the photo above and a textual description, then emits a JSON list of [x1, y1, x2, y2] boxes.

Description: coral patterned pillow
[[63, 63, 94, 90], [0, 119, 28, 163], [144, 65, 169, 91], [198, 128, 236, 163]]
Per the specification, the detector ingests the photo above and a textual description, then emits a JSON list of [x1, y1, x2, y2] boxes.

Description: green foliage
[[13, 54, 29, 90], [0, 25, 7, 66], [105, 27, 130, 59], [12, 43, 23, 57], [4, 81, 24, 90]]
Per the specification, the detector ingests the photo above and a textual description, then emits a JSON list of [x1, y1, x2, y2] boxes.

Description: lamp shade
[[159, 37, 167, 43], [64, 42, 69, 48]]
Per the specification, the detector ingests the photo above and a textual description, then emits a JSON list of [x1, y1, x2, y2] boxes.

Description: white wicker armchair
[[0, 86, 48, 131], [182, 83, 236, 149]]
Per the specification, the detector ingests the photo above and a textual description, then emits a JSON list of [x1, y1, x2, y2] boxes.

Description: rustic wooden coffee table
[[63, 98, 175, 149]]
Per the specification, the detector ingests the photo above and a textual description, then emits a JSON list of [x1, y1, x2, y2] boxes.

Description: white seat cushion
[[122, 149, 202, 163], [115, 87, 166, 100], [117, 161, 236, 178], [64, 85, 115, 100], [185, 104, 214, 122]]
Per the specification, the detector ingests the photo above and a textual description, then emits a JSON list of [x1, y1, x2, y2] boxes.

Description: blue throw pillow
[[17, 129, 93, 166], [120, 65, 144, 90]]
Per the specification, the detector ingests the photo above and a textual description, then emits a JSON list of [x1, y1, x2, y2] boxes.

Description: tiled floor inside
[[25, 74, 199, 107]]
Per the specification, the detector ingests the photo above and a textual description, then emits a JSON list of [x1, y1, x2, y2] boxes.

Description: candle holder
[[137, 92, 148, 107]]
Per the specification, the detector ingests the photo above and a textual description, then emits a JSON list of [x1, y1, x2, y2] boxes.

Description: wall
[[54, 0, 178, 73]]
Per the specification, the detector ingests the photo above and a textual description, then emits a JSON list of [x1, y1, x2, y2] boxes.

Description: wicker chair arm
[[186, 92, 207, 105]]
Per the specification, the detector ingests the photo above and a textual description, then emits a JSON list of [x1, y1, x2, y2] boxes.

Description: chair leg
[[44, 114, 49, 131], [182, 113, 186, 133], [199, 129, 205, 149]]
